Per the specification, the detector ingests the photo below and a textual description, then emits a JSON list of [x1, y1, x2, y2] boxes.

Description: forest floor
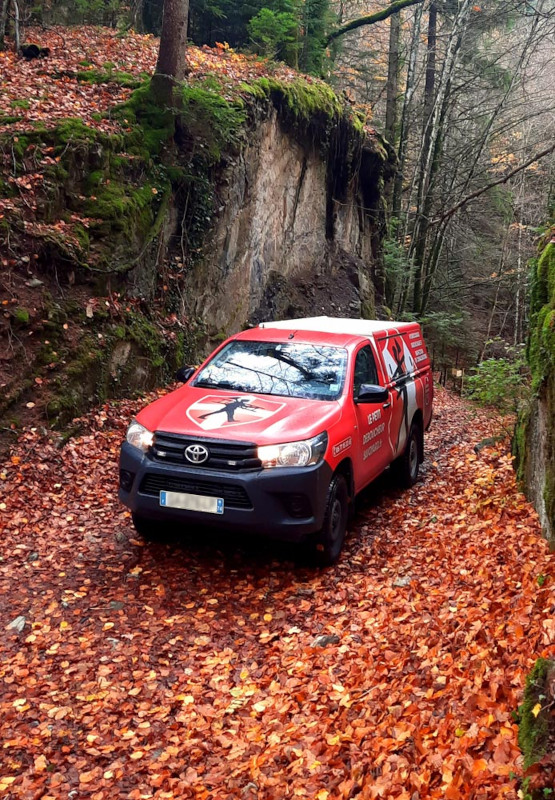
[[0, 387, 553, 799]]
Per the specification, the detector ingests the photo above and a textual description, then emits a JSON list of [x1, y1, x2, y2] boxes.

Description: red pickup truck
[[119, 317, 433, 564]]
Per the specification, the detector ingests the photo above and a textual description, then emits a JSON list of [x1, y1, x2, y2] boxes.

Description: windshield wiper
[[194, 379, 241, 391]]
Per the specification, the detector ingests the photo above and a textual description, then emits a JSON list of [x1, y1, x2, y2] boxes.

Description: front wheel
[[313, 474, 349, 566], [131, 513, 160, 541], [392, 422, 421, 488]]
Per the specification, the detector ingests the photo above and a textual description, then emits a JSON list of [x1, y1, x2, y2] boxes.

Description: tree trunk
[[0, 0, 9, 49], [409, 0, 473, 313], [384, 0, 401, 305], [11, 0, 21, 52], [385, 4, 401, 146], [392, 1, 423, 220], [411, 0, 437, 313], [151, 0, 189, 104]]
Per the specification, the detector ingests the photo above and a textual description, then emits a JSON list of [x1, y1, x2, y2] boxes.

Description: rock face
[[523, 396, 552, 538], [517, 228, 555, 545], [187, 107, 389, 337]]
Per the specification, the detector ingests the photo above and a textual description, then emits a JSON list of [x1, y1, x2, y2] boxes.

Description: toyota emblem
[[184, 444, 209, 464]]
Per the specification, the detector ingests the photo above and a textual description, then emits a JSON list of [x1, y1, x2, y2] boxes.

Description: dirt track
[[1, 387, 553, 799]]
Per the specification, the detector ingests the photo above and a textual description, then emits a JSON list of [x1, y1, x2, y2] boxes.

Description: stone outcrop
[[516, 226, 555, 545], [185, 106, 390, 336]]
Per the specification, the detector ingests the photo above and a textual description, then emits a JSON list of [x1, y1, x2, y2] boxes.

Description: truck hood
[[136, 386, 342, 444]]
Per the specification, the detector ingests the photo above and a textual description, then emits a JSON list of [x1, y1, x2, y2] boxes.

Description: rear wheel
[[392, 422, 421, 488], [313, 474, 349, 566]]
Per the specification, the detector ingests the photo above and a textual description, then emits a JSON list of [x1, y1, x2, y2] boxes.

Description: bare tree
[[331, 0, 555, 356], [327, 0, 423, 44]]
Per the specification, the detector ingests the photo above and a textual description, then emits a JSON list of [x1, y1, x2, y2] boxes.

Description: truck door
[[378, 334, 418, 460], [351, 344, 391, 492]]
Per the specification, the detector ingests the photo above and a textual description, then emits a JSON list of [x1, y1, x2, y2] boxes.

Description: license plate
[[160, 491, 224, 515]]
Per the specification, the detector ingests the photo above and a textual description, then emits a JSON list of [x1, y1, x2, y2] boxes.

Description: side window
[[353, 346, 378, 396]]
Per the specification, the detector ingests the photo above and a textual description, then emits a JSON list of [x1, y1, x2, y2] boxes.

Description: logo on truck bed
[[381, 335, 418, 456], [187, 395, 285, 430]]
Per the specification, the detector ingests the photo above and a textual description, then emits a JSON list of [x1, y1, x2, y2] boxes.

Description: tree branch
[[327, 0, 424, 44], [431, 142, 555, 224]]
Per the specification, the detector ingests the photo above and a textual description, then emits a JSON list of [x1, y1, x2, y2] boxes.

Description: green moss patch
[[528, 241, 555, 391], [519, 658, 553, 770], [76, 69, 145, 88], [241, 76, 363, 144], [12, 307, 30, 325], [10, 98, 30, 110], [518, 658, 555, 798], [180, 85, 246, 161], [115, 82, 175, 157]]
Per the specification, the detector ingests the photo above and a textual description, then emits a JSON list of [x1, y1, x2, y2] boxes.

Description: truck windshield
[[193, 341, 347, 401]]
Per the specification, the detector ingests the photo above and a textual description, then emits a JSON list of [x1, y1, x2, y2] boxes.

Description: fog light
[[284, 493, 312, 519], [120, 469, 135, 491]]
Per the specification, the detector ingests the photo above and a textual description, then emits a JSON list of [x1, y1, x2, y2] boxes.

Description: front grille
[[151, 432, 261, 471], [139, 474, 253, 509]]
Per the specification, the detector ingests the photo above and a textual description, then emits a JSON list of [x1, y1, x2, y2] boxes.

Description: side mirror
[[356, 384, 389, 404], [176, 366, 195, 383]]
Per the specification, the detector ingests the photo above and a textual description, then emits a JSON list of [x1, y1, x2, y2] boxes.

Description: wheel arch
[[334, 457, 354, 501]]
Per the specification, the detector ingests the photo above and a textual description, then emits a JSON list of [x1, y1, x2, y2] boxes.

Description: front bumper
[[118, 441, 333, 541]]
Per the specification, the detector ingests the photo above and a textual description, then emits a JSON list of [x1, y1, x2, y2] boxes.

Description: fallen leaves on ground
[[0, 387, 553, 798], [0, 27, 300, 134], [0, 27, 305, 257]]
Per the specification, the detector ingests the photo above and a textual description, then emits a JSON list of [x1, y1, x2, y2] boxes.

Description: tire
[[131, 513, 160, 541], [313, 474, 349, 566], [392, 422, 422, 488]]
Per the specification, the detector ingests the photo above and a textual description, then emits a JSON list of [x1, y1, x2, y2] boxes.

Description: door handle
[[383, 402, 391, 409]]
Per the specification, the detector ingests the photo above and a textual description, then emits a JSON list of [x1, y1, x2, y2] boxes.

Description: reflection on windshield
[[194, 341, 347, 400]]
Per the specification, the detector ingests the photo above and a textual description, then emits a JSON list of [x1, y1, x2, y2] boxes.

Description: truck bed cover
[[258, 317, 416, 337]]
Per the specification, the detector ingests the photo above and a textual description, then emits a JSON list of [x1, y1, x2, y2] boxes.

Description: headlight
[[258, 432, 327, 468], [126, 420, 154, 453]]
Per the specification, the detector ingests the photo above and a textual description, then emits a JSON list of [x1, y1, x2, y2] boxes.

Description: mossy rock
[[517, 228, 555, 541], [1, 106, 175, 275], [518, 658, 555, 798], [42, 310, 186, 426], [518, 658, 553, 769], [179, 84, 246, 161]]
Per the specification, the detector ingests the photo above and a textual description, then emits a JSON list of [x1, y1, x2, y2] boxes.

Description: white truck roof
[[258, 316, 416, 336]]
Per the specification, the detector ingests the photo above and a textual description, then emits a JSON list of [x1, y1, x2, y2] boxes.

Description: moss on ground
[[1, 103, 174, 275], [76, 69, 146, 87], [12, 307, 30, 325], [115, 82, 175, 158]]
